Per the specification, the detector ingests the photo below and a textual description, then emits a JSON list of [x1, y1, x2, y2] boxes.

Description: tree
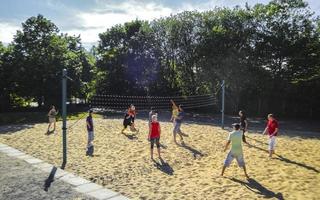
[[10, 15, 95, 108]]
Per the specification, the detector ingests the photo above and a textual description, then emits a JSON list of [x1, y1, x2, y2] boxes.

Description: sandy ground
[[0, 117, 319, 200]]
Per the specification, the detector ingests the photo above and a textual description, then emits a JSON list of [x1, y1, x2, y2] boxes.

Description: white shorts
[[223, 152, 245, 167], [269, 136, 276, 151], [49, 117, 56, 123]]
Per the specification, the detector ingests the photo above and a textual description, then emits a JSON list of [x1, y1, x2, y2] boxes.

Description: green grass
[[0, 112, 103, 126]]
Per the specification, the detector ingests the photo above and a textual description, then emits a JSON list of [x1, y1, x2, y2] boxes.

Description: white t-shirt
[[227, 130, 243, 156]]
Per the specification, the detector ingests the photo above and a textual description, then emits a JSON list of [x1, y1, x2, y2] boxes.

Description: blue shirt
[[86, 116, 93, 131], [175, 111, 184, 123]]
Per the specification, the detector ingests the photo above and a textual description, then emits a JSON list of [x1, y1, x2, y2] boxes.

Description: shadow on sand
[[122, 132, 138, 140], [44, 166, 57, 191], [0, 124, 34, 135], [246, 136, 269, 145], [247, 143, 269, 153], [230, 178, 284, 200], [248, 142, 319, 173], [153, 158, 174, 175], [275, 155, 319, 173], [178, 142, 204, 159], [45, 130, 56, 135]]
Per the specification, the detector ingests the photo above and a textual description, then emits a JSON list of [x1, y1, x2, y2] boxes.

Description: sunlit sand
[[0, 118, 319, 200]]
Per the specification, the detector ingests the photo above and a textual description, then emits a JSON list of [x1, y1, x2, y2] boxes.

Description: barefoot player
[[263, 114, 279, 158], [47, 105, 58, 133], [239, 110, 248, 143], [221, 123, 249, 178], [173, 104, 186, 144], [148, 115, 161, 160], [86, 110, 94, 156]]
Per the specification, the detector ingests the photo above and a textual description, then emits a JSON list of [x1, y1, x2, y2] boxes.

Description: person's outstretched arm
[[262, 127, 268, 135], [223, 141, 231, 152], [170, 99, 177, 106]]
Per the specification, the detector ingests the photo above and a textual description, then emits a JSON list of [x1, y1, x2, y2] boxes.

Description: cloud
[[0, 22, 20, 44], [64, 0, 173, 46], [77, 1, 173, 28], [1, 0, 319, 49]]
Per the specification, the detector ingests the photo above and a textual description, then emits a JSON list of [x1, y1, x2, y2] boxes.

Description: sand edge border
[[0, 142, 130, 200]]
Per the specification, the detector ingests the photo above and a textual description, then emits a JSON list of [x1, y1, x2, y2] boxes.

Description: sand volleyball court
[[0, 117, 319, 200]]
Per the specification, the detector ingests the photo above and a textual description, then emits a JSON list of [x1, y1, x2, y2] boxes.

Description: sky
[[0, 0, 319, 49]]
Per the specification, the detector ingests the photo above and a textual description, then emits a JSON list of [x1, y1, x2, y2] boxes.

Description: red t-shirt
[[128, 110, 136, 117], [150, 122, 160, 139], [267, 119, 279, 136]]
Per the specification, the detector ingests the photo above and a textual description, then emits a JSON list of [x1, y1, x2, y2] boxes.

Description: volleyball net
[[89, 94, 217, 111]]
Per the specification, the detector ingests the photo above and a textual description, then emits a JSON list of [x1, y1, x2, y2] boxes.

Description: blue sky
[[0, 0, 319, 48]]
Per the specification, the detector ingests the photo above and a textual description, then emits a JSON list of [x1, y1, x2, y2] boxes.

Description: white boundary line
[[0, 143, 130, 200]]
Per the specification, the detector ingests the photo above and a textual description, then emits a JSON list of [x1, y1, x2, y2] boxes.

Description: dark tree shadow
[[230, 178, 284, 200], [275, 154, 319, 173], [44, 166, 57, 191], [122, 132, 138, 140], [179, 142, 204, 159], [0, 124, 34, 135], [153, 158, 174, 175]]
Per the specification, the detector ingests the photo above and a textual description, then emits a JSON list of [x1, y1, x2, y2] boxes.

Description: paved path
[[0, 143, 129, 200]]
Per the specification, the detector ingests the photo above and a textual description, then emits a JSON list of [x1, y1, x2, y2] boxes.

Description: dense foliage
[[1, 0, 319, 118]]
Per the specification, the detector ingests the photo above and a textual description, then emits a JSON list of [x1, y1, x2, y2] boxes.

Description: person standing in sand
[[148, 115, 161, 160], [86, 110, 94, 156], [239, 110, 248, 143], [221, 123, 249, 178], [47, 105, 58, 134], [173, 104, 187, 144], [262, 114, 279, 158]]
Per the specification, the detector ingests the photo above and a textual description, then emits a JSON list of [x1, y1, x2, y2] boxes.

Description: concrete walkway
[[0, 143, 129, 200]]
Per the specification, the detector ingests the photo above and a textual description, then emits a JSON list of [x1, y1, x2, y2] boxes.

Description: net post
[[61, 69, 67, 169], [221, 80, 225, 129]]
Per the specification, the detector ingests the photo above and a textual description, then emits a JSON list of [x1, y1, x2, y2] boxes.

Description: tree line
[[0, 0, 319, 118]]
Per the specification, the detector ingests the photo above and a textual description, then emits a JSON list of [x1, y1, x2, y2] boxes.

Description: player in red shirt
[[148, 114, 161, 160], [263, 114, 279, 158]]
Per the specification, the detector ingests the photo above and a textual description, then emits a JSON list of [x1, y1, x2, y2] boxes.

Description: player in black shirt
[[239, 110, 248, 143]]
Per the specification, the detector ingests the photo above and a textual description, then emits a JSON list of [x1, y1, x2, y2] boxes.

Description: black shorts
[[123, 116, 133, 127], [150, 137, 160, 148], [123, 121, 133, 128]]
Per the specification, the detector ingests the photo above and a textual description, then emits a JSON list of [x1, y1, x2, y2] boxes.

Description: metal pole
[[221, 80, 225, 129], [62, 69, 67, 169]]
